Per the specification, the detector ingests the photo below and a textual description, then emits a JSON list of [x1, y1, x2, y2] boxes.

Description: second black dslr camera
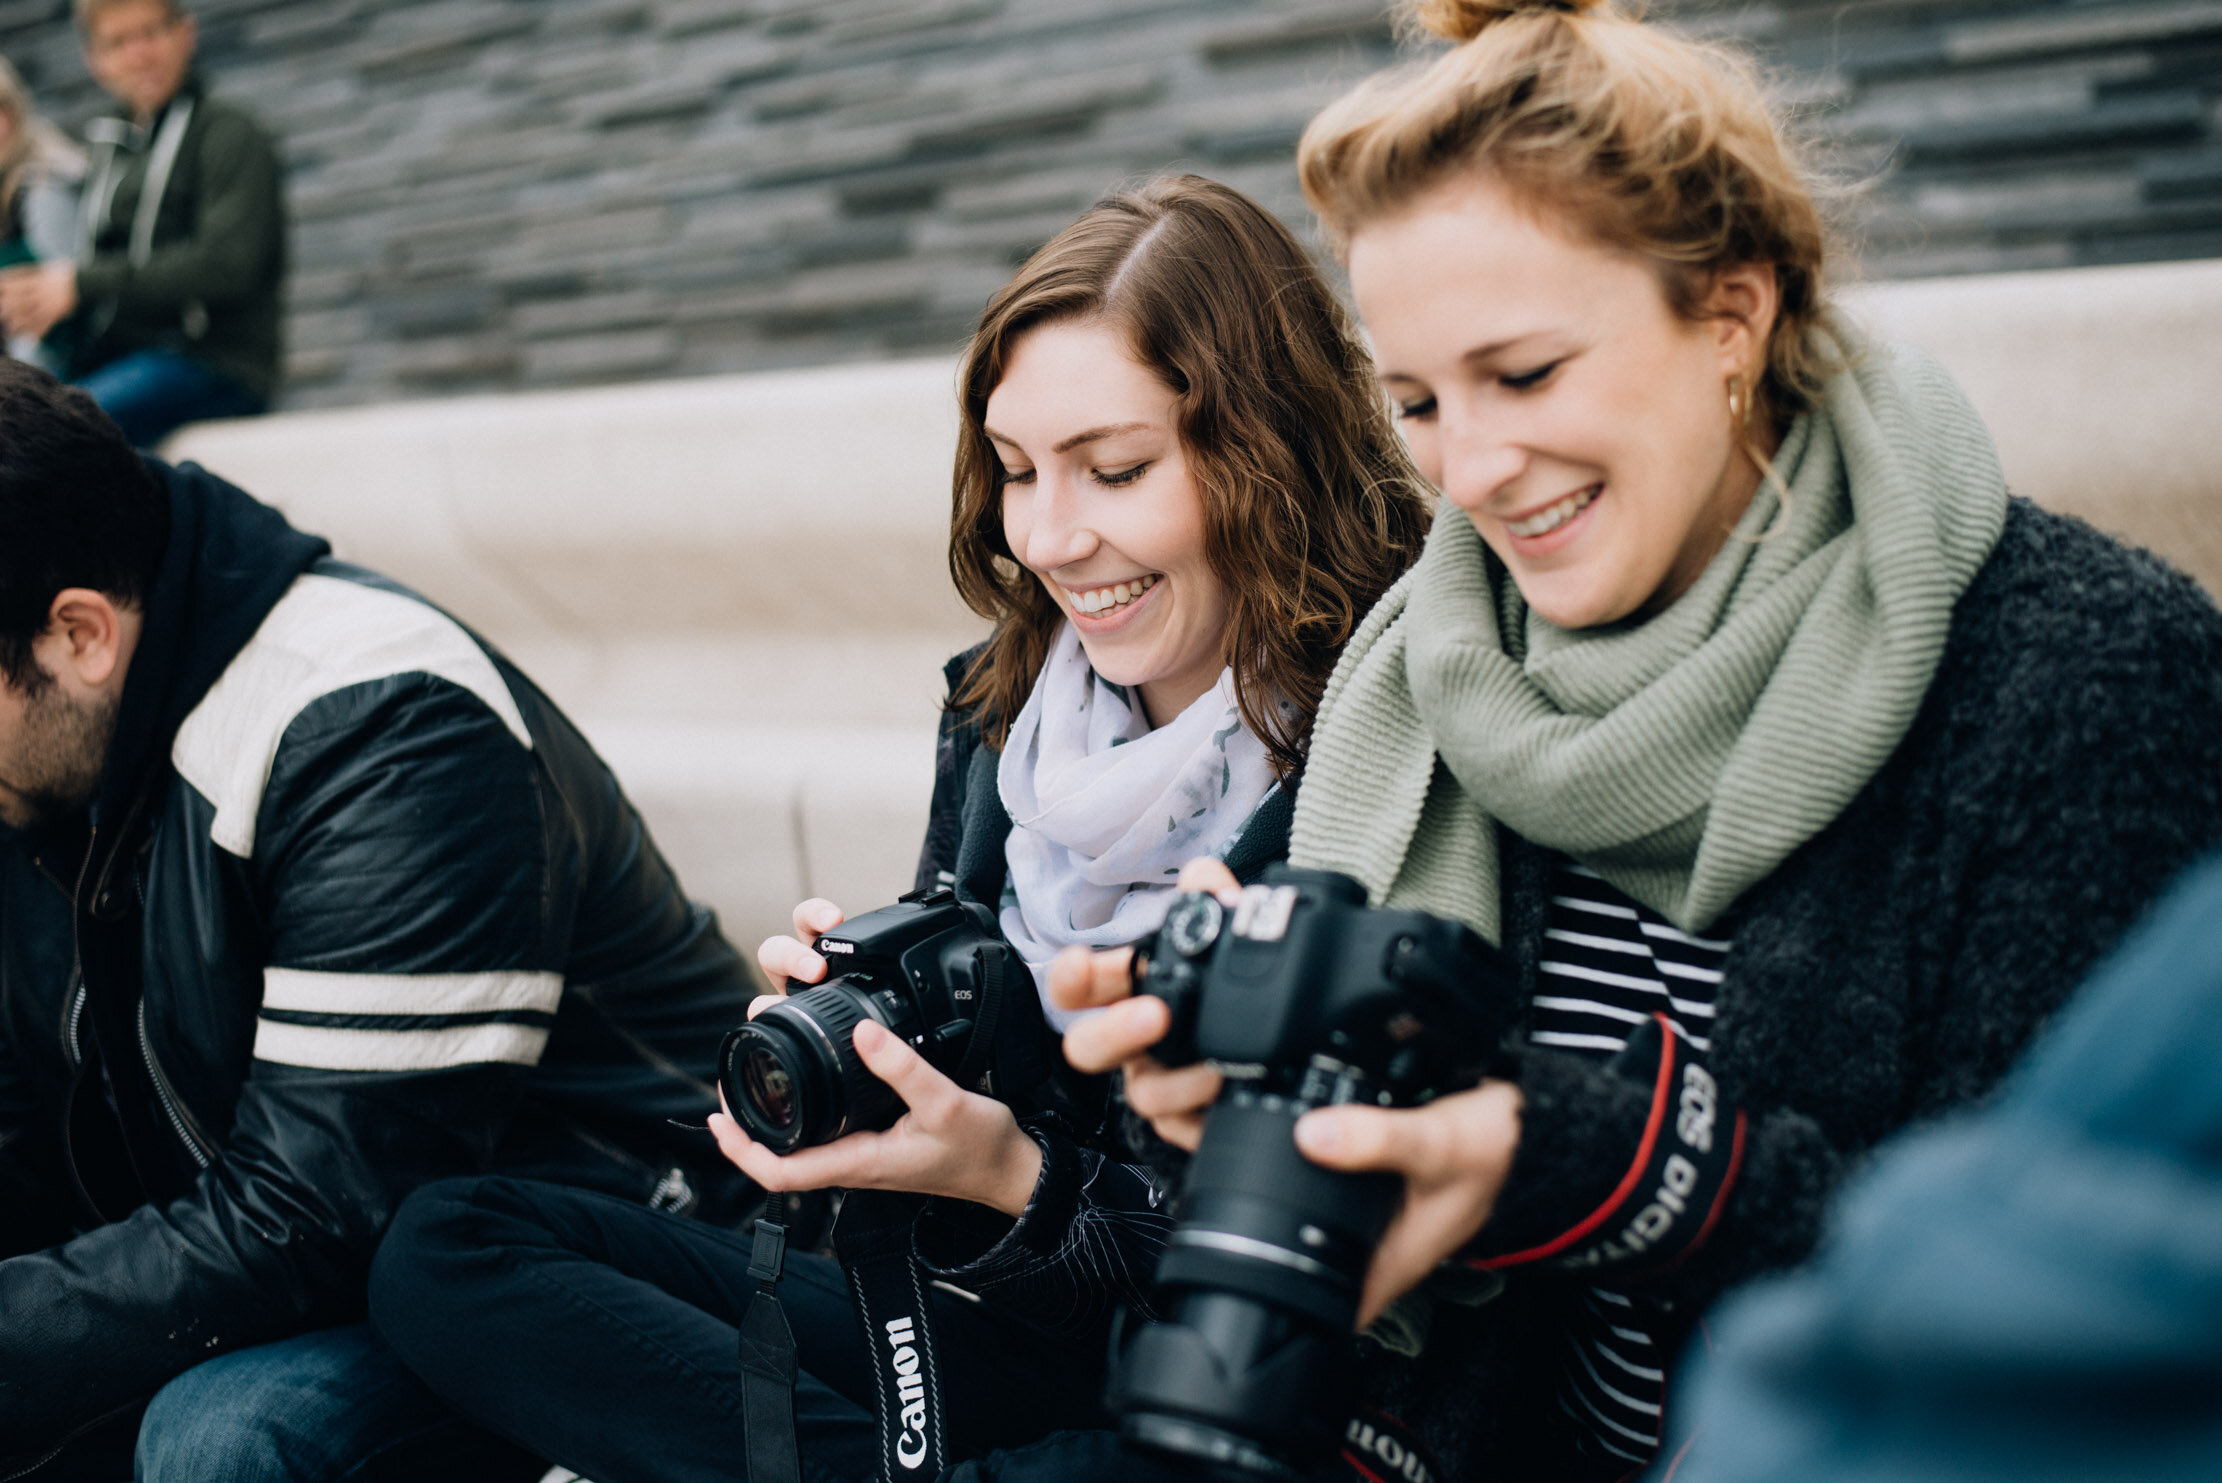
[[719, 886, 1023, 1154], [1108, 866, 1517, 1479]]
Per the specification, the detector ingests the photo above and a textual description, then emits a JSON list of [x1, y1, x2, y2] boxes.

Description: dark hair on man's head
[[0, 359, 167, 689]]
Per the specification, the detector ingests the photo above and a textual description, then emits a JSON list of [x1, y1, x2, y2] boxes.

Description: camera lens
[[1113, 1086, 1399, 1478], [718, 982, 901, 1155], [741, 1048, 796, 1129]]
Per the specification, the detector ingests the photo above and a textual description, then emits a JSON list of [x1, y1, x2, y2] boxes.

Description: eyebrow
[[983, 421, 1154, 455], [1375, 334, 1552, 386], [1460, 334, 1547, 368]]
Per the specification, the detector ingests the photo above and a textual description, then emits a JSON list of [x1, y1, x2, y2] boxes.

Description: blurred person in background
[[0, 360, 757, 1483], [0, 0, 283, 448], [368, 174, 1434, 1483], [1663, 849, 2222, 1483], [0, 56, 85, 367], [1056, 0, 2222, 1478]]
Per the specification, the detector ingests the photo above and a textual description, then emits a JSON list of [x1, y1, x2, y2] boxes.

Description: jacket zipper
[[138, 998, 214, 1170], [75, 791, 214, 1172], [59, 969, 86, 1070]]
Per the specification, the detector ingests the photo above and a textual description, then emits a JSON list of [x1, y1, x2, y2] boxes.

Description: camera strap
[[1340, 1405, 1448, 1483], [833, 1189, 948, 1480], [737, 1220, 802, 1483], [1475, 1015, 1747, 1275], [951, 943, 1008, 1097]]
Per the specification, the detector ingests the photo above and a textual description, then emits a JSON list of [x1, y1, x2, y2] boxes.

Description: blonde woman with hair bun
[[1059, 1, 2222, 1478]]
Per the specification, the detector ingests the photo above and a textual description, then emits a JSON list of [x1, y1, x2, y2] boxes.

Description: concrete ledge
[[164, 257, 2222, 950], [1843, 257, 2222, 596]]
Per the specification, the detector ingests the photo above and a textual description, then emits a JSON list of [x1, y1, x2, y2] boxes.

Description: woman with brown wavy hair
[[368, 173, 1428, 1483]]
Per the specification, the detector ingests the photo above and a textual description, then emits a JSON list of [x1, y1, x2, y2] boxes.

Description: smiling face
[[986, 318, 1230, 728], [1348, 174, 1774, 630]]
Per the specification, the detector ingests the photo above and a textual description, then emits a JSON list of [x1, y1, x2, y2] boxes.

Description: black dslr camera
[[719, 886, 1024, 1154], [1108, 866, 1516, 1479]]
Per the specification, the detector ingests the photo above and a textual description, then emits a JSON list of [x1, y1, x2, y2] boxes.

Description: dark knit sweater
[[1365, 499, 2222, 1479]]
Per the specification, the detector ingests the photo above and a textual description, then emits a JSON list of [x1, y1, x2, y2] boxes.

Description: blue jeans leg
[[75, 350, 265, 448], [134, 1322, 541, 1483]]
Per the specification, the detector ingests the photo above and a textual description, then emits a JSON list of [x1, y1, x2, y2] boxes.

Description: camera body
[[720, 886, 1020, 1155], [1110, 867, 1516, 1478]]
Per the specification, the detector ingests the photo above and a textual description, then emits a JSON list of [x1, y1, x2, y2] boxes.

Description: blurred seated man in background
[[0, 0, 283, 447], [0, 360, 755, 1482]]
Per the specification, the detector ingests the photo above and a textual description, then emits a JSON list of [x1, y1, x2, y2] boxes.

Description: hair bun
[[1410, 0, 1609, 43]]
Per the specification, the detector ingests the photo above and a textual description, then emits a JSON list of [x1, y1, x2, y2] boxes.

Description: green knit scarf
[[1290, 316, 2010, 940]]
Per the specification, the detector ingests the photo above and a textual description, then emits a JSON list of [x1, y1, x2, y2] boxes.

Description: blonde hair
[[1299, 0, 1838, 430], [0, 58, 82, 221]]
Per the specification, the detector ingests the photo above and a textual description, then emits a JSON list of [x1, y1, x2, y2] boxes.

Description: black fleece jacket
[[1359, 499, 2222, 1479]]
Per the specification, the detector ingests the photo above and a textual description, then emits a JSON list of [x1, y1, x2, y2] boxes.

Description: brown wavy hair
[[949, 173, 1430, 779], [1300, 0, 1840, 434]]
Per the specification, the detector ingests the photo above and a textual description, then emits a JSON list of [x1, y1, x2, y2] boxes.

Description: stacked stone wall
[[4, 0, 2217, 407]]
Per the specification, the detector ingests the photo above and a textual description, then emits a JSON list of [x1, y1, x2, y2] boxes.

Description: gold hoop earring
[[1726, 371, 1793, 541]]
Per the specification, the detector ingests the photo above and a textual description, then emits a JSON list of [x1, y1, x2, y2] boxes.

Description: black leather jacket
[[0, 462, 754, 1468]]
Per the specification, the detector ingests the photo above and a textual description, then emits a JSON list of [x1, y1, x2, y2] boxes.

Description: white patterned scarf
[[999, 622, 1279, 1030]]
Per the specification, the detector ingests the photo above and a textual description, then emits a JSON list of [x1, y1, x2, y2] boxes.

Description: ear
[[1704, 264, 1781, 381], [40, 588, 131, 692], [176, 13, 199, 50]]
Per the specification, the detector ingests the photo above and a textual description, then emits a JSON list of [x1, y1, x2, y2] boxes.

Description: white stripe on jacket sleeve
[[252, 1018, 552, 1071], [252, 967, 565, 1071], [261, 967, 564, 1017]]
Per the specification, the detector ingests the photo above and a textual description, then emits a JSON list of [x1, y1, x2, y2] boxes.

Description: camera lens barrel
[[1158, 1089, 1395, 1329], [719, 982, 901, 1154], [1114, 1086, 1400, 1477]]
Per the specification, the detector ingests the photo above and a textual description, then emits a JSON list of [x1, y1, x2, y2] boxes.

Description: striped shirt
[[1529, 860, 1728, 1471]]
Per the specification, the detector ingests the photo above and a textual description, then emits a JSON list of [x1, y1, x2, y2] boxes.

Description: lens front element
[[742, 1048, 796, 1129]]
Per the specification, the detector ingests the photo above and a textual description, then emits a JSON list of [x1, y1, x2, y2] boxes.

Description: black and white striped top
[[1529, 860, 1729, 1472]]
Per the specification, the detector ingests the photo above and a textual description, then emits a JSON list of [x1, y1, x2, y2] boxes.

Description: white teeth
[[1069, 573, 1159, 615], [1506, 485, 1600, 539]]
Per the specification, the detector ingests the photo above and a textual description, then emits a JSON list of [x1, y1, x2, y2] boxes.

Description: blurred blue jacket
[[1661, 852, 2222, 1483]]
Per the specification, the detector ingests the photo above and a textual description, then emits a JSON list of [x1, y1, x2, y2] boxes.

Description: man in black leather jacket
[[0, 362, 755, 1479]]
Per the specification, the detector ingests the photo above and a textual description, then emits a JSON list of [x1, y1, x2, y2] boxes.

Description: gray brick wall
[[4, 0, 2216, 408]]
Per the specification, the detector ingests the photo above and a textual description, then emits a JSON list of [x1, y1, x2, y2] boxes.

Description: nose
[[1433, 403, 1528, 515], [1020, 476, 1097, 574]]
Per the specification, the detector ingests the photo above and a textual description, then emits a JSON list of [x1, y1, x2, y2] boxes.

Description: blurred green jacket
[[72, 74, 286, 401]]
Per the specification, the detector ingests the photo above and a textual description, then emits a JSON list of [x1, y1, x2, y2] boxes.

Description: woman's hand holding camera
[[1055, 858, 1527, 1329], [1053, 859, 1239, 1151], [710, 899, 1046, 1218], [1294, 1079, 1523, 1328]]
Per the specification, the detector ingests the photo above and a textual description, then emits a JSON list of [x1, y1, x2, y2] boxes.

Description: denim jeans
[[76, 349, 265, 449], [133, 1322, 541, 1483], [370, 1176, 1175, 1483]]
